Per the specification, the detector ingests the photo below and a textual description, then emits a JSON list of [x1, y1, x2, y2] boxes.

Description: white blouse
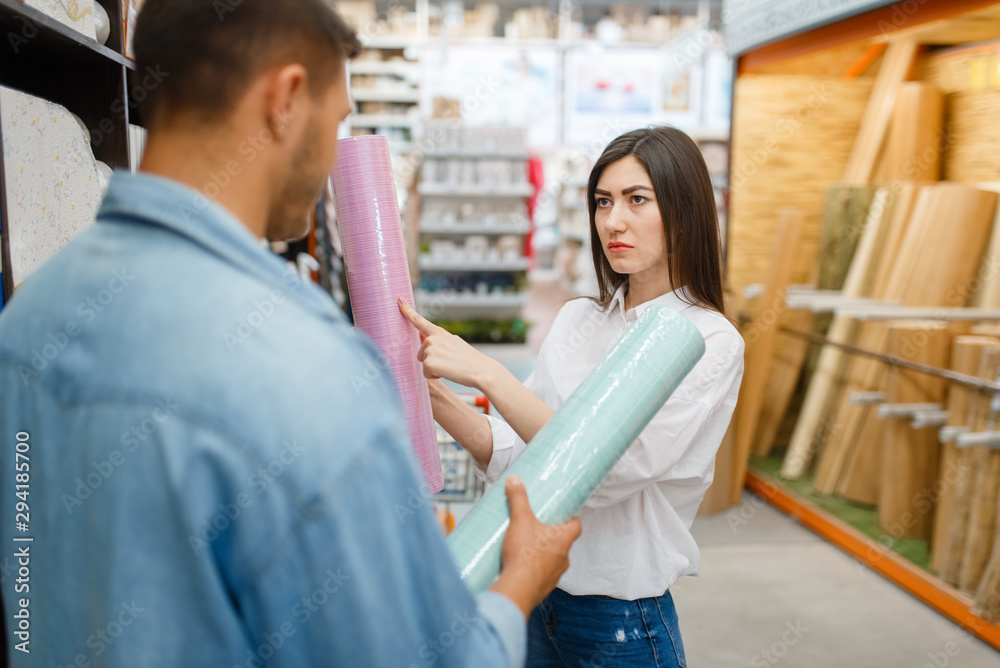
[[476, 284, 744, 600]]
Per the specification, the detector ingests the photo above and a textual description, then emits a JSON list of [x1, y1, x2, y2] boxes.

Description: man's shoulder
[[0, 219, 401, 442]]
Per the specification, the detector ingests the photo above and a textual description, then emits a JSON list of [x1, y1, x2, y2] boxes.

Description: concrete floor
[[675, 493, 1000, 667]]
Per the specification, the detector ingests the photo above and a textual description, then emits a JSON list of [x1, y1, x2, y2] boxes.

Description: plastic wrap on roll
[[331, 135, 443, 492], [447, 305, 706, 591]]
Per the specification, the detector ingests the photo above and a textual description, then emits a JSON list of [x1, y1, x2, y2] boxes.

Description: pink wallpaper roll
[[331, 135, 443, 493]]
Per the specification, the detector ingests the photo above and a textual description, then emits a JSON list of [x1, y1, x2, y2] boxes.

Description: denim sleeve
[[233, 427, 526, 668]]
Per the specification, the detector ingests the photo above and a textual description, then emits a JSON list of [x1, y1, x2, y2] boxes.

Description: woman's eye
[[595, 197, 610, 207], [631, 195, 646, 205]]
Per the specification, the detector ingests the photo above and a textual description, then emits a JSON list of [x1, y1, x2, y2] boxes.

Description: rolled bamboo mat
[[729, 75, 873, 291], [960, 424, 1000, 594], [818, 186, 879, 303], [810, 184, 926, 491], [782, 186, 912, 479], [975, 499, 1000, 620], [814, 184, 999, 496], [814, 186, 879, 336], [732, 208, 804, 504], [885, 82, 943, 181], [916, 42, 1000, 95], [939, 343, 1000, 587], [932, 336, 999, 573], [878, 322, 949, 538], [944, 91, 1000, 183]]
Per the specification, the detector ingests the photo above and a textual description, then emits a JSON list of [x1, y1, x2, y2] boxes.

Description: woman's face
[[593, 155, 668, 281]]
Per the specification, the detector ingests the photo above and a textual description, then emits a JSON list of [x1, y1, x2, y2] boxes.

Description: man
[[0, 1, 579, 665]]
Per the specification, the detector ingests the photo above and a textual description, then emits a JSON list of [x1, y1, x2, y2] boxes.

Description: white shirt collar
[[609, 282, 696, 322]]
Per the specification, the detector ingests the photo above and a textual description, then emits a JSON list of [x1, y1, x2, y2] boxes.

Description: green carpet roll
[[447, 305, 707, 592]]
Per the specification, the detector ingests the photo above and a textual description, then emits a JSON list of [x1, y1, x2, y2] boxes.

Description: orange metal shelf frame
[[745, 470, 1000, 652], [738, 0, 1000, 73]]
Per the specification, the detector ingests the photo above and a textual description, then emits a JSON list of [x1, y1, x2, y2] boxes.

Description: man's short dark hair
[[134, 0, 361, 126]]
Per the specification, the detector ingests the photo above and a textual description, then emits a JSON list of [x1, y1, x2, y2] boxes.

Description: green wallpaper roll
[[447, 305, 707, 592]]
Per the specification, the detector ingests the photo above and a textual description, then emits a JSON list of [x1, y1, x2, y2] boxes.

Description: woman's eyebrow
[[621, 185, 654, 195], [594, 188, 612, 196]]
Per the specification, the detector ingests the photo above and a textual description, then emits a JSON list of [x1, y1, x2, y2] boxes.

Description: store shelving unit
[[0, 0, 139, 302], [725, 0, 1000, 652], [416, 125, 533, 337], [347, 40, 421, 152]]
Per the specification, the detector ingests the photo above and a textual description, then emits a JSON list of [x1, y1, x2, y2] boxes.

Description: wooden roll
[[932, 336, 999, 573], [816, 184, 999, 497], [877, 322, 949, 538], [939, 343, 1000, 587]]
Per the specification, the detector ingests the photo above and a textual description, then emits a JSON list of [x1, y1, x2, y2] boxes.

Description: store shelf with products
[[0, 0, 140, 304], [420, 222, 528, 236], [416, 124, 534, 340], [417, 183, 534, 197], [418, 257, 529, 272], [348, 114, 417, 128], [346, 36, 421, 152], [720, 0, 1000, 649]]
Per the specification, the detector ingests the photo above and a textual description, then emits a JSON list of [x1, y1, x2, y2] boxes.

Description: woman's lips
[[607, 242, 633, 253]]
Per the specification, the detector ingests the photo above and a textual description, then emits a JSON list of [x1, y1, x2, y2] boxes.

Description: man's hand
[[488, 476, 582, 619]]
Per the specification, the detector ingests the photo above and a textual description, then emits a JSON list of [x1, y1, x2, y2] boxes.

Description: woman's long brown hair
[[588, 126, 726, 315]]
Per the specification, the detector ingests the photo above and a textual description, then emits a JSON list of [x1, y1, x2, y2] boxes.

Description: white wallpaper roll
[[1, 86, 104, 287]]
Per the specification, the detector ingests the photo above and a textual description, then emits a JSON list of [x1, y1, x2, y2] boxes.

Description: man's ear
[[267, 64, 309, 141]]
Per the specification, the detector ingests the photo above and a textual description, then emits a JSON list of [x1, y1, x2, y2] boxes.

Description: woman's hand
[[398, 298, 497, 390]]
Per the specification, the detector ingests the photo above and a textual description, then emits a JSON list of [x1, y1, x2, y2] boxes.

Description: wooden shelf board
[[0, 0, 132, 69]]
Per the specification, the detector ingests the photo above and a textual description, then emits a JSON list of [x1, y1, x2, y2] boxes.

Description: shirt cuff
[[473, 415, 516, 483], [476, 591, 527, 668]]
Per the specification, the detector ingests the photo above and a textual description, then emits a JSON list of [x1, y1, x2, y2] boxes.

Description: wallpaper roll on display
[[448, 305, 706, 592], [1, 86, 104, 288], [331, 135, 443, 493]]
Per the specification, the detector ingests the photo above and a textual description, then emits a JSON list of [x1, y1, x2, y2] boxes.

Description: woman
[[400, 126, 744, 667]]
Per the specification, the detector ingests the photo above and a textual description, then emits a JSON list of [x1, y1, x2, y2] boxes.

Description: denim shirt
[[0, 172, 524, 667]]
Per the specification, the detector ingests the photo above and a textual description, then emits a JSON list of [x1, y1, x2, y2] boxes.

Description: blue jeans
[[527, 588, 687, 668]]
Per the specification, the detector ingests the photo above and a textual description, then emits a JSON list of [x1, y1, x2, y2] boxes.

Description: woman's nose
[[602, 205, 628, 234]]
